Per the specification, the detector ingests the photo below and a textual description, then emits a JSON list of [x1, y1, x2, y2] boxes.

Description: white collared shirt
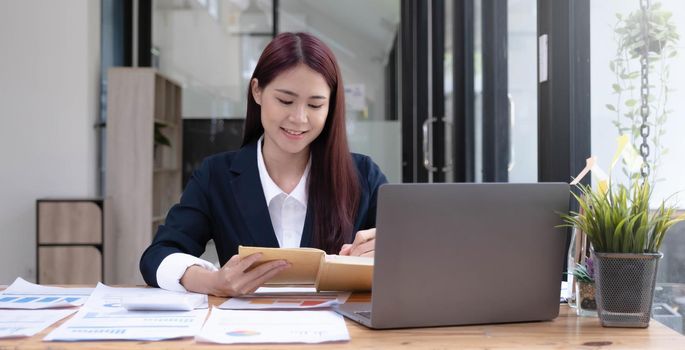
[[257, 135, 309, 248], [155, 136, 310, 292]]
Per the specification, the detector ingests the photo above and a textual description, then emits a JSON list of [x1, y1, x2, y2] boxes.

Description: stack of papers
[[220, 287, 350, 310], [0, 309, 75, 339], [196, 308, 349, 344], [44, 284, 208, 341], [0, 278, 91, 309], [1, 280, 351, 344], [201, 287, 351, 344], [0, 278, 89, 338]]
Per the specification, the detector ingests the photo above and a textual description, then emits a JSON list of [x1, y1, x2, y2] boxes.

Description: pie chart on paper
[[226, 330, 261, 337]]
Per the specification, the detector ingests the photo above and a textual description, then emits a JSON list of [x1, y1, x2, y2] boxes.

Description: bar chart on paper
[[0, 278, 91, 309], [43, 284, 208, 341], [44, 309, 207, 340], [219, 287, 350, 310], [221, 295, 341, 309]]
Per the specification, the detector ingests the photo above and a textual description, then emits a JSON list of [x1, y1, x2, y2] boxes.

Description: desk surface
[[1, 293, 683, 349]]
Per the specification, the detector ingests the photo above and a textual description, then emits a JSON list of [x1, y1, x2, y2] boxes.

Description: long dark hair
[[241, 32, 360, 254]]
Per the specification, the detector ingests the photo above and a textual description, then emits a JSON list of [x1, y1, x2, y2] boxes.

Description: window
[[591, 0, 685, 334]]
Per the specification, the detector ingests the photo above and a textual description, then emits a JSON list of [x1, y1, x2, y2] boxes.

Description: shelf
[[106, 68, 182, 284], [36, 199, 105, 284], [154, 167, 181, 173]]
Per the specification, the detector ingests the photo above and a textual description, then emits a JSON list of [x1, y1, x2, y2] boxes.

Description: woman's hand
[[181, 253, 290, 297], [339, 228, 376, 257]]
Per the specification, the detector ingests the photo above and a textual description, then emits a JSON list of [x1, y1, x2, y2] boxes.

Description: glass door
[[414, 0, 539, 184], [150, 0, 543, 185], [399, 0, 448, 183], [472, 0, 539, 183]]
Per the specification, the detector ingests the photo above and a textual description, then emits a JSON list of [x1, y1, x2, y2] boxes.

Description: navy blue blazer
[[139, 141, 388, 287]]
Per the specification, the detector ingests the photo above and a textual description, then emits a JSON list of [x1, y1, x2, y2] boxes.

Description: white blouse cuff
[[156, 253, 218, 292]]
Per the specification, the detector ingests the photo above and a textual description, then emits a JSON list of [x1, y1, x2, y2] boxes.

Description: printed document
[[220, 287, 350, 310], [0, 309, 75, 338], [0, 278, 92, 309], [196, 308, 350, 344], [44, 284, 208, 341], [73, 283, 207, 311]]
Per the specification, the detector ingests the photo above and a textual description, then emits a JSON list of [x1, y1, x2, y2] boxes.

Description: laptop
[[335, 183, 570, 329]]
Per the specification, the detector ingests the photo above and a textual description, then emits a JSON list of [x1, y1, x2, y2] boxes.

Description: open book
[[239, 246, 373, 291]]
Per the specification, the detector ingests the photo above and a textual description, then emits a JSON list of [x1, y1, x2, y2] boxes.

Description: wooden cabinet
[[105, 68, 182, 284], [36, 199, 104, 284]]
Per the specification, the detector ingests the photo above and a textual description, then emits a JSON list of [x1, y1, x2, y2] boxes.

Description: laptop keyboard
[[355, 311, 372, 319]]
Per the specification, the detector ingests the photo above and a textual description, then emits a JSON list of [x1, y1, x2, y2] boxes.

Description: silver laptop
[[336, 183, 570, 329]]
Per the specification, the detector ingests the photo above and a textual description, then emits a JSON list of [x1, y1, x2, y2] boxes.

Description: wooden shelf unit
[[36, 198, 105, 284], [106, 68, 182, 284]]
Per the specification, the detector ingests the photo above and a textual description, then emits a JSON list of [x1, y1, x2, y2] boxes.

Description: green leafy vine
[[606, 2, 679, 183]]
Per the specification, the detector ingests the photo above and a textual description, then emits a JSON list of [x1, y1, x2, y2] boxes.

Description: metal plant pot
[[592, 251, 662, 328]]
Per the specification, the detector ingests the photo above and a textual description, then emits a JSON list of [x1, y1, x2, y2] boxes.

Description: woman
[[139, 32, 387, 297]]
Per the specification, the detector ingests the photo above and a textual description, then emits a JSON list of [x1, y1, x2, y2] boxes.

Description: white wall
[[0, 0, 100, 283]]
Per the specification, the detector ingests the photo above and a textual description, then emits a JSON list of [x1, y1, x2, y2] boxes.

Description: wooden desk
[[1, 294, 683, 349]]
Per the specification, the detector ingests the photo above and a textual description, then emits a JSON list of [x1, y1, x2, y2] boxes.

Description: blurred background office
[[1, 0, 684, 333]]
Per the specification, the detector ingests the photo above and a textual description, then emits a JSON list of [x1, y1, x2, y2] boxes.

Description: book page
[[316, 255, 374, 292], [239, 246, 324, 285], [324, 255, 374, 265]]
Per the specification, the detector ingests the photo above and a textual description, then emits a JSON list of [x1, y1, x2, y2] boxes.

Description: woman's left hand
[[339, 228, 375, 257]]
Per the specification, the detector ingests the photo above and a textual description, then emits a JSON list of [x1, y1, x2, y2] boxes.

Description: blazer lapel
[[229, 142, 280, 248]]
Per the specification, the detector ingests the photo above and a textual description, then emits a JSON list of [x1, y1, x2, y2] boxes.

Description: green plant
[[606, 2, 679, 181], [154, 122, 171, 148], [569, 259, 595, 283], [561, 179, 683, 254]]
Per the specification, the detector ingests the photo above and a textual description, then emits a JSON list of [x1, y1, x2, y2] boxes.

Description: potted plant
[[561, 179, 683, 327], [154, 122, 172, 168], [564, 1, 683, 328], [568, 259, 597, 317]]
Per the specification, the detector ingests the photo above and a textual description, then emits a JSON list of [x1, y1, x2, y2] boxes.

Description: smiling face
[[251, 64, 331, 160]]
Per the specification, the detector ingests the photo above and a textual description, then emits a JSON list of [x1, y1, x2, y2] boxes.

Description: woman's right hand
[[181, 253, 290, 297]]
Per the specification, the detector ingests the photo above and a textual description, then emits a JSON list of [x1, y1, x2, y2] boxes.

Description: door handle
[[442, 117, 453, 173], [507, 94, 516, 172], [422, 117, 438, 172]]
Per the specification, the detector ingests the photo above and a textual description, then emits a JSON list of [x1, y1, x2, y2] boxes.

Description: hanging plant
[[606, 2, 679, 181]]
